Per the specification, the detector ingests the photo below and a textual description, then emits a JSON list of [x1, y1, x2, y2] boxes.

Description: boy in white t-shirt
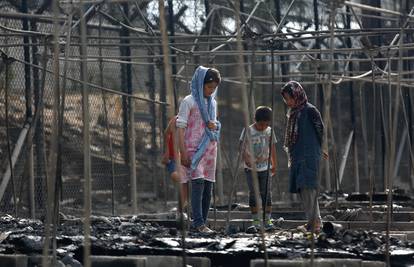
[[239, 106, 277, 229]]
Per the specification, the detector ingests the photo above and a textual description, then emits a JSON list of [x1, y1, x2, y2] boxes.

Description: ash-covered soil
[[0, 214, 413, 267]]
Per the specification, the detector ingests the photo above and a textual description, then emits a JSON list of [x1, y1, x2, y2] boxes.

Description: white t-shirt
[[176, 95, 217, 128], [239, 124, 277, 172]]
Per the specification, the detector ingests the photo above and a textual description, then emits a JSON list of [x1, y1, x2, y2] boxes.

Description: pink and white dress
[[176, 95, 217, 182]]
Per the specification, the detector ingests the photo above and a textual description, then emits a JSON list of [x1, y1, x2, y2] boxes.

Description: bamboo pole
[[28, 137, 35, 219], [158, 1, 187, 266], [263, 44, 276, 225], [44, 0, 62, 265], [98, 11, 117, 216], [249, 40, 256, 116], [52, 12, 74, 266], [129, 100, 137, 213], [36, 41, 50, 267], [322, 6, 335, 191], [385, 26, 404, 267], [224, 142, 243, 231], [2, 55, 18, 218], [26, 34, 45, 219], [211, 0, 263, 52], [80, 0, 92, 266], [216, 145, 224, 206], [344, 1, 414, 18], [346, 6, 360, 191], [369, 54, 379, 226], [0, 121, 29, 205], [234, 1, 268, 266]]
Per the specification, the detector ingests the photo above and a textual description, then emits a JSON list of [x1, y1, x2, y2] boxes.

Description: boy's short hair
[[255, 106, 272, 122], [204, 68, 221, 84]]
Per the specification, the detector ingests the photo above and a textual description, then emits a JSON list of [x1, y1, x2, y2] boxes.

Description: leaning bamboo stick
[[158, 1, 187, 267], [234, 1, 270, 266]]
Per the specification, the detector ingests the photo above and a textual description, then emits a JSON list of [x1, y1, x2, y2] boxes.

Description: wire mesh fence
[[0, 0, 413, 219], [0, 9, 171, 218]]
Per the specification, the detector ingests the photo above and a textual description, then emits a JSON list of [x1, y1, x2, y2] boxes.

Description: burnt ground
[[0, 213, 414, 267]]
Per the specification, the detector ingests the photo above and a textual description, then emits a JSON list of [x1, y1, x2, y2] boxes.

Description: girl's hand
[[323, 150, 329, 160], [207, 121, 217, 130], [181, 154, 191, 168]]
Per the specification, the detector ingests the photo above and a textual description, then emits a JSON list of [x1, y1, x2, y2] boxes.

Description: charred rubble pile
[[0, 214, 413, 266]]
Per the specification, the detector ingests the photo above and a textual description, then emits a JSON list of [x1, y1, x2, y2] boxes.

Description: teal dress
[[289, 103, 323, 193]]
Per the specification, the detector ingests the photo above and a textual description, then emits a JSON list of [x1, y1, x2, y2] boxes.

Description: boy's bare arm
[[240, 140, 252, 167], [271, 144, 277, 174]]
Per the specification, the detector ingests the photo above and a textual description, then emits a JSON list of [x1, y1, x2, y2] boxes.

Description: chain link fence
[[0, 10, 283, 218], [0, 5, 172, 218], [1, 0, 413, 219]]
